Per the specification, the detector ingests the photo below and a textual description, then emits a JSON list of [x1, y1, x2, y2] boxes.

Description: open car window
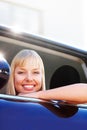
[[0, 25, 87, 94]]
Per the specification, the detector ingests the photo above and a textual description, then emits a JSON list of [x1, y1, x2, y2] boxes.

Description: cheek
[[36, 75, 42, 85], [14, 74, 23, 85], [14, 77, 19, 87], [14, 75, 23, 92], [36, 76, 42, 91]]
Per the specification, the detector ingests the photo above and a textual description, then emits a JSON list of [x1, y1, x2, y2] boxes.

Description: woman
[[6, 49, 45, 95], [7, 49, 87, 103]]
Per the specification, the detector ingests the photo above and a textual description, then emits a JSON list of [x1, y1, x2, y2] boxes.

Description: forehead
[[18, 57, 41, 69]]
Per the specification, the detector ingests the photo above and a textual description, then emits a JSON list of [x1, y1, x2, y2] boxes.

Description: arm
[[19, 83, 87, 103]]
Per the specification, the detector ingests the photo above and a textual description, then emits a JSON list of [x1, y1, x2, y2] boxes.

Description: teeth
[[24, 85, 33, 88]]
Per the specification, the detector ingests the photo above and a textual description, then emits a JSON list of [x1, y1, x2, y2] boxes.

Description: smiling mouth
[[23, 85, 35, 91]]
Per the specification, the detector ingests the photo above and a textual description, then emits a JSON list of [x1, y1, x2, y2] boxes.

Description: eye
[[34, 71, 40, 74], [17, 70, 25, 74]]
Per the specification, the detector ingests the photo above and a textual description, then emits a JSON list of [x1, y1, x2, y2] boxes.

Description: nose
[[25, 72, 33, 81]]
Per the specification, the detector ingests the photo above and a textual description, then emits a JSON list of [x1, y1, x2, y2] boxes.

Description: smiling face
[[14, 58, 42, 94]]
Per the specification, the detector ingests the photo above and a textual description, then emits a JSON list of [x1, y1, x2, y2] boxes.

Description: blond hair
[[7, 49, 45, 95]]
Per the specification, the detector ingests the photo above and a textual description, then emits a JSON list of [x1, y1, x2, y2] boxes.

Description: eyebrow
[[18, 67, 40, 70]]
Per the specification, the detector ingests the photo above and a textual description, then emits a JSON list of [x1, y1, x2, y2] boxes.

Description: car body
[[0, 25, 87, 130]]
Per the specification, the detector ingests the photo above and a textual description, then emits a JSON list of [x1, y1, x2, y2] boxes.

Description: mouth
[[22, 85, 35, 91]]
